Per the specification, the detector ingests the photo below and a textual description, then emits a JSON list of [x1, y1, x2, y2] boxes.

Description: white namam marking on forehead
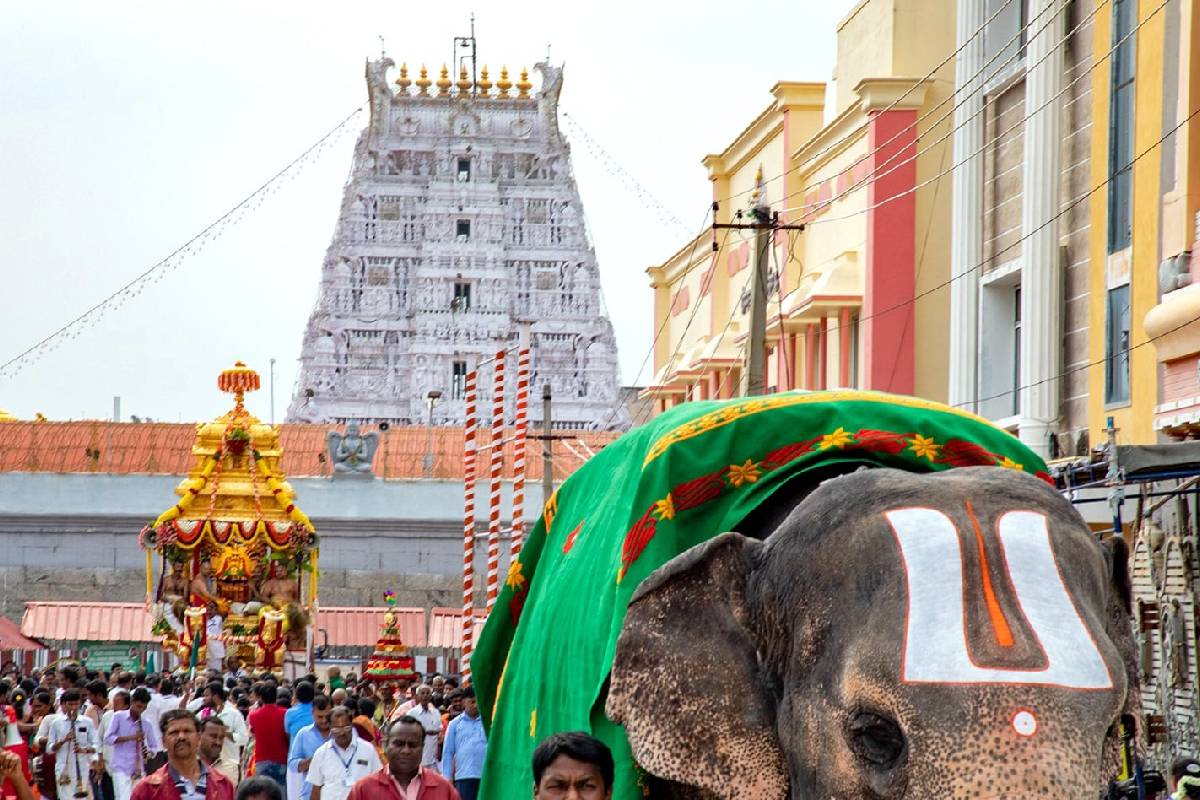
[[885, 507, 1112, 689]]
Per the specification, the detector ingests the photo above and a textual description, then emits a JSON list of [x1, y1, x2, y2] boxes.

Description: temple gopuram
[[139, 362, 318, 675]]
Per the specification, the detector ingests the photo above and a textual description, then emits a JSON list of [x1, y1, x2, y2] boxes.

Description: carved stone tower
[[288, 58, 628, 429]]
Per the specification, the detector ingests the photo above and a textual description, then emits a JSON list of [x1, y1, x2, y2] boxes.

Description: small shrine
[[140, 362, 318, 675], [364, 591, 417, 682]]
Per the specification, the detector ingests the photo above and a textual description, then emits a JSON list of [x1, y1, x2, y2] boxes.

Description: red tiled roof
[[0, 422, 616, 479], [426, 607, 487, 650], [313, 606, 426, 649], [0, 615, 43, 651], [21, 602, 156, 644]]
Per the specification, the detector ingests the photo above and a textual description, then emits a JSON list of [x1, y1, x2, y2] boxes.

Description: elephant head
[[607, 467, 1137, 799]]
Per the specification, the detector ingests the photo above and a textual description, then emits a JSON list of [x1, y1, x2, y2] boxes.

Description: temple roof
[[0, 421, 615, 480]]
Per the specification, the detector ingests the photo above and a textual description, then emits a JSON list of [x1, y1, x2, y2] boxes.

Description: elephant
[[606, 466, 1138, 799]]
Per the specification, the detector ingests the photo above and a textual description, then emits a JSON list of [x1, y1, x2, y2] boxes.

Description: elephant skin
[[606, 467, 1137, 799]]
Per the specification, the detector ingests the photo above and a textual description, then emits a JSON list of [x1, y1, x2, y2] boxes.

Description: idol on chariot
[[139, 362, 319, 676]]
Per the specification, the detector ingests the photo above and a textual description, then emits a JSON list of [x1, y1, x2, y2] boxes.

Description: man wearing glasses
[[307, 708, 380, 800]]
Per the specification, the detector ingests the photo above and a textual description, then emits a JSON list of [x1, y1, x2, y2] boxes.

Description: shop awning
[[0, 615, 43, 651], [426, 608, 487, 649], [22, 602, 156, 644]]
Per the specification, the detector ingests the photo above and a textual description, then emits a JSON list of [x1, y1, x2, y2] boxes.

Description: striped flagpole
[[485, 350, 507, 613], [510, 347, 532, 557], [460, 370, 479, 680]]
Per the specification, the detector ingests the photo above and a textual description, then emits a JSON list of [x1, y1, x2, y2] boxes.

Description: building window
[[848, 313, 860, 389], [1108, 0, 1137, 253], [1013, 286, 1022, 417], [452, 361, 468, 399], [1105, 284, 1131, 405], [978, 271, 1021, 421], [984, 0, 1027, 66], [456, 219, 471, 241], [457, 158, 471, 182], [452, 282, 472, 311]]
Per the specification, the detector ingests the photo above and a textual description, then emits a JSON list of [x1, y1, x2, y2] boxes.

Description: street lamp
[[423, 390, 443, 477]]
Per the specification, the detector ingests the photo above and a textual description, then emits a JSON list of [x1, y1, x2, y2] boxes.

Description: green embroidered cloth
[[472, 390, 1049, 799]]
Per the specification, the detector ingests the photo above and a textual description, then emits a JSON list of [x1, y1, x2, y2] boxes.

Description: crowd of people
[[0, 663, 617, 800]]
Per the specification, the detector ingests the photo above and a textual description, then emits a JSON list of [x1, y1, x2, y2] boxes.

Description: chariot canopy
[[139, 362, 318, 675]]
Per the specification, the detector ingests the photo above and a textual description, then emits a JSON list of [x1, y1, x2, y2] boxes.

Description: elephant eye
[[847, 710, 906, 770]]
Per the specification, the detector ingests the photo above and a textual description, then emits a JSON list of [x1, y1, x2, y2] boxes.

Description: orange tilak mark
[[965, 499, 1014, 648]]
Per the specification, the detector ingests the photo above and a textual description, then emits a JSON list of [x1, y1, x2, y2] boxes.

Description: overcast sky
[[0, 1, 854, 423]]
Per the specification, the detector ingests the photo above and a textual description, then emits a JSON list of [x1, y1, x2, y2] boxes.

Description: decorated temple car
[[139, 363, 318, 675], [363, 591, 417, 683]]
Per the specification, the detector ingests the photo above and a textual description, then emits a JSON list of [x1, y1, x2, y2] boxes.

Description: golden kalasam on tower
[[139, 362, 318, 674]]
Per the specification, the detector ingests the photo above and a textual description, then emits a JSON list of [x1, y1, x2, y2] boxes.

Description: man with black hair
[[235, 776, 282, 800], [287, 696, 331, 800], [531, 732, 612, 800], [345, 717, 459, 800], [105, 674, 133, 706], [198, 717, 237, 783], [142, 674, 172, 771], [249, 683, 288, 792], [439, 688, 484, 800], [56, 669, 80, 704], [199, 684, 246, 780], [306, 707, 380, 800], [130, 710, 233, 800], [47, 689, 99, 800], [105, 687, 159, 800], [284, 684, 315, 742]]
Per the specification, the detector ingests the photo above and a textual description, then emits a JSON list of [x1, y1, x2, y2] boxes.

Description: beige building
[[947, 0, 1094, 459], [642, 0, 955, 418]]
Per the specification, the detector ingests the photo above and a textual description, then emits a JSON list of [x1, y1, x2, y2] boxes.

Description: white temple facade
[[288, 57, 628, 429]]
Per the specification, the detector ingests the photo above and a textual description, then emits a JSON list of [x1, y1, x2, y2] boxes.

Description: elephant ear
[[606, 532, 788, 799], [1103, 536, 1142, 743]]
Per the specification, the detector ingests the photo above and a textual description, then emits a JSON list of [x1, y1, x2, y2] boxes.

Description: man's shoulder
[[420, 769, 455, 789], [207, 766, 236, 800]]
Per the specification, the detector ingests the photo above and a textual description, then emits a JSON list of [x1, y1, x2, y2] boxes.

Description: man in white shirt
[[47, 690, 99, 800], [199, 683, 247, 776], [98, 693, 127, 770], [141, 676, 175, 767], [306, 708, 380, 800], [402, 685, 442, 773]]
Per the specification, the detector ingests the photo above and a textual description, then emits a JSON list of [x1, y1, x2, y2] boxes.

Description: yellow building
[[641, 0, 954, 418], [1092, 0, 1200, 445], [1140, 0, 1200, 440]]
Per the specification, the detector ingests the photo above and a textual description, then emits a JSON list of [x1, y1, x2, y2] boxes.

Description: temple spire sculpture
[[288, 55, 628, 430]]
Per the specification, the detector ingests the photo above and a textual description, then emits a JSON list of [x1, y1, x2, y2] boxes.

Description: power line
[[712, 0, 1022, 209], [596, 204, 715, 431], [790, 0, 1093, 219], [560, 111, 690, 234], [0, 106, 365, 379], [786, 0, 1152, 224], [649, 99, 1197, 413]]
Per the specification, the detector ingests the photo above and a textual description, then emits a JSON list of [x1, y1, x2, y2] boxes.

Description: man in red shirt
[[346, 718, 458, 800], [131, 710, 233, 800], [247, 685, 288, 791]]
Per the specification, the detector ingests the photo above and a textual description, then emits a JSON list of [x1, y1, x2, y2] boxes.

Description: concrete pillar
[[1018, 0, 1065, 457], [949, 0, 985, 409]]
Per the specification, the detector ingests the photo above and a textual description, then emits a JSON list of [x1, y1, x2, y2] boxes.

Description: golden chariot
[[139, 362, 318, 675]]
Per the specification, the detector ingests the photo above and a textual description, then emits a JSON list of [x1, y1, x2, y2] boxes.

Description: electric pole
[[711, 184, 803, 398], [746, 200, 773, 396], [542, 384, 554, 499]]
